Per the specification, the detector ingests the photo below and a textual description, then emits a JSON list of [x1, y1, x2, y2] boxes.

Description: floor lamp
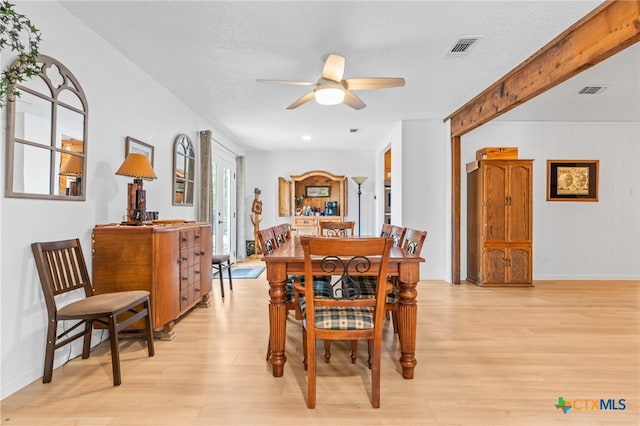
[[351, 176, 367, 236]]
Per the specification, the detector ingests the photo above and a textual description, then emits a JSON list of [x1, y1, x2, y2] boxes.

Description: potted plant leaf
[[0, 1, 41, 107]]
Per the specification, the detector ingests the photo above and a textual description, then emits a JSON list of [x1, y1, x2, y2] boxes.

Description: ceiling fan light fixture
[[315, 87, 345, 105]]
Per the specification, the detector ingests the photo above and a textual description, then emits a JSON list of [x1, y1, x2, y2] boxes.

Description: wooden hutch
[[278, 170, 348, 236], [466, 148, 533, 287]]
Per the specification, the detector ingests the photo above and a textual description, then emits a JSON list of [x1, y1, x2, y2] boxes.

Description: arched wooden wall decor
[[445, 0, 640, 283]]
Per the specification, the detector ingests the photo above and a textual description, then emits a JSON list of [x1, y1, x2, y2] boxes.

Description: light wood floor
[[1, 260, 638, 425]]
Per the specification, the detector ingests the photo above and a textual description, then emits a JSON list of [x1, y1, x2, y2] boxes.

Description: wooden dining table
[[262, 235, 425, 379]]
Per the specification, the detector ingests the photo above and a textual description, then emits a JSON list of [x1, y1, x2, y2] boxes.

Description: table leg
[[397, 265, 418, 379], [268, 271, 287, 377]]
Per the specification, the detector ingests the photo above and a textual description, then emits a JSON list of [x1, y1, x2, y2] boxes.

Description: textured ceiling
[[61, 1, 638, 152]]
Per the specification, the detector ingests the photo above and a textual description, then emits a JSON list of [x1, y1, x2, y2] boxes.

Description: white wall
[[401, 120, 448, 280], [461, 121, 640, 280], [0, 2, 241, 398]]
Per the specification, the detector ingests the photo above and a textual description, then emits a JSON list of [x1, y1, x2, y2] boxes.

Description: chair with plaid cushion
[[295, 236, 393, 408], [357, 228, 427, 334], [260, 227, 331, 360]]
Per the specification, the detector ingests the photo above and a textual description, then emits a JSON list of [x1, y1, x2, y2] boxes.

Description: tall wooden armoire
[[467, 159, 533, 287]]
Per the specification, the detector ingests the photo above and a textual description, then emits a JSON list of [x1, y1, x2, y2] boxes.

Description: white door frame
[[212, 144, 237, 261]]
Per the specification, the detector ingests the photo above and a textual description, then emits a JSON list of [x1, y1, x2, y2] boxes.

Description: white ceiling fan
[[257, 54, 405, 110]]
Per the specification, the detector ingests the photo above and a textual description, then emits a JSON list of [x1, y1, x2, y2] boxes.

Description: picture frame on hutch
[[306, 186, 330, 198]]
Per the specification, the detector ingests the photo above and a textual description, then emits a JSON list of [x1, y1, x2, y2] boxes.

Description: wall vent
[[578, 86, 608, 95], [445, 36, 482, 57]]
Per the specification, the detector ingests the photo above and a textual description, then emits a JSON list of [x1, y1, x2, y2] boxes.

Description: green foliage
[[0, 1, 41, 107]]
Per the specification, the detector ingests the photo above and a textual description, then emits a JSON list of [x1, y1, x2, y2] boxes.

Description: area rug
[[212, 266, 265, 279]]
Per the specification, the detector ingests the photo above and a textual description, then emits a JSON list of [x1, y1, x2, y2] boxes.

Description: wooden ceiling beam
[[445, 0, 640, 137]]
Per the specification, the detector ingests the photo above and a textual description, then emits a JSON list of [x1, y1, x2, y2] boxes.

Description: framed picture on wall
[[547, 160, 599, 202], [126, 136, 155, 166]]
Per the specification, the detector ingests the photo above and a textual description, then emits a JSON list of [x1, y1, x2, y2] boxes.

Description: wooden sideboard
[[92, 222, 212, 339]]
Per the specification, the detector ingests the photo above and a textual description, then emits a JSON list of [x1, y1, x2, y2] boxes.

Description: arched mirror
[[5, 54, 88, 200], [173, 133, 195, 205]]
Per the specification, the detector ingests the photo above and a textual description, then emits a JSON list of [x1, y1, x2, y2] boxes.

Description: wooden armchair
[[296, 236, 393, 408], [319, 221, 355, 237], [31, 238, 155, 386]]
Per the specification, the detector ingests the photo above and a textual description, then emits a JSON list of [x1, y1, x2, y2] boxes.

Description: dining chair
[[356, 228, 427, 334], [211, 254, 233, 298], [385, 228, 427, 332], [319, 221, 355, 237], [317, 220, 356, 362], [272, 223, 291, 247], [296, 236, 393, 408], [380, 223, 392, 237], [31, 238, 155, 386], [257, 227, 277, 255], [389, 225, 406, 248], [260, 226, 332, 360]]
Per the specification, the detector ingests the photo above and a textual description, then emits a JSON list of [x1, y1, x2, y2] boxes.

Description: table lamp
[[115, 153, 157, 224], [59, 154, 83, 196]]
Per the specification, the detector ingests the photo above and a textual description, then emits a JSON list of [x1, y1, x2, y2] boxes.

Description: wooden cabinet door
[[278, 177, 291, 217], [153, 229, 180, 329], [507, 163, 532, 243], [506, 245, 532, 284], [481, 245, 507, 284], [482, 164, 507, 243]]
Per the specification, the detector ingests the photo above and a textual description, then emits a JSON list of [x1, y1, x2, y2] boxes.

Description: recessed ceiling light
[[302, 135, 311, 141]]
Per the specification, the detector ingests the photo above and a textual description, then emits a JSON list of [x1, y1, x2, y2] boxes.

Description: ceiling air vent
[[445, 36, 482, 57], [578, 86, 608, 95]]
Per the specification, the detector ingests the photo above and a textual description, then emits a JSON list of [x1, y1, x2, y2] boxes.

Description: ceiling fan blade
[[287, 91, 316, 109], [343, 90, 366, 110], [344, 77, 406, 90], [256, 79, 315, 86], [321, 54, 345, 83]]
